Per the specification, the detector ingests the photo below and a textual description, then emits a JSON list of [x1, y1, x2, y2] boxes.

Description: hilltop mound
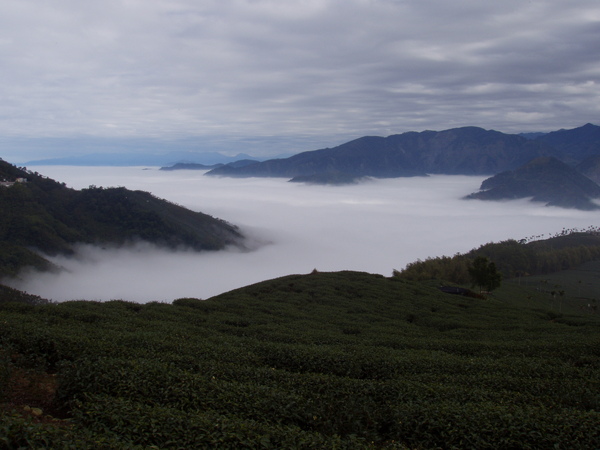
[[465, 156, 600, 210]]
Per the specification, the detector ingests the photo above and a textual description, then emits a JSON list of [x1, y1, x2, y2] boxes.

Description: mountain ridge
[[206, 124, 598, 179]]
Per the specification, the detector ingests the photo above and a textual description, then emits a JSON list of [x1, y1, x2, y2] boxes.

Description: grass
[[508, 259, 600, 313]]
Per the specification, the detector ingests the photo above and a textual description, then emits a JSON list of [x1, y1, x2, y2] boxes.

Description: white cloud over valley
[[5, 166, 599, 302]]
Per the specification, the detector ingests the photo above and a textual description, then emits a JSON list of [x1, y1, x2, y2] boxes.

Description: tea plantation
[[1, 271, 599, 449]]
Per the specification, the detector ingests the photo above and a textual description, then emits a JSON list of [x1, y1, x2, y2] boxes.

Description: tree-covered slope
[[465, 156, 600, 210], [396, 229, 600, 283], [0, 159, 243, 277], [1, 270, 599, 448]]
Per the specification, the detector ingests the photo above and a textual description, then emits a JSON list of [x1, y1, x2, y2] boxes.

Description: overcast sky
[[1, 0, 599, 160]]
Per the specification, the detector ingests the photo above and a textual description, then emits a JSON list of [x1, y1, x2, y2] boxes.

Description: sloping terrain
[[1, 270, 599, 448], [0, 159, 243, 277]]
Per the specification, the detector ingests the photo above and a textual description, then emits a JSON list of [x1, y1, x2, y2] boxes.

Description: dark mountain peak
[[535, 123, 600, 163], [540, 123, 600, 140], [443, 125, 491, 134], [466, 156, 600, 210]]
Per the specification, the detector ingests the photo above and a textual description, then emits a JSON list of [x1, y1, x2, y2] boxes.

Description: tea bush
[[1, 270, 599, 448]]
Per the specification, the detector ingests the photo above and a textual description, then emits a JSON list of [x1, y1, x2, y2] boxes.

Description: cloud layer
[[1, 1, 599, 161], [6, 166, 599, 302]]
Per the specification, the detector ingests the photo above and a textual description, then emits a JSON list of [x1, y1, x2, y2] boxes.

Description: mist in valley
[[7, 166, 599, 303]]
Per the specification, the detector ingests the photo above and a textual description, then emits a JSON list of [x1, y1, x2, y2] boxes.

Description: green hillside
[[396, 230, 600, 289], [1, 270, 599, 448], [0, 159, 243, 277]]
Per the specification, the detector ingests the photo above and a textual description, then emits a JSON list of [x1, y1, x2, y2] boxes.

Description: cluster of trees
[[395, 231, 600, 287], [468, 256, 502, 293]]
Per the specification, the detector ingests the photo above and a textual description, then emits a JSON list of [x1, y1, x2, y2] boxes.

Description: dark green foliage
[[0, 284, 51, 305], [1, 271, 599, 448], [0, 159, 242, 277], [468, 257, 502, 293], [395, 230, 600, 284]]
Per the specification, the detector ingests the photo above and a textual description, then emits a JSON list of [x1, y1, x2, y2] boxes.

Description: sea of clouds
[[6, 166, 599, 303]]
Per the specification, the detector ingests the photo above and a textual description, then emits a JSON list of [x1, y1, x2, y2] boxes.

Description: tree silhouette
[[468, 256, 502, 293]]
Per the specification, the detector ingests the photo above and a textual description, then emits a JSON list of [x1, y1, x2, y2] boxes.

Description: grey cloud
[[0, 0, 598, 154]]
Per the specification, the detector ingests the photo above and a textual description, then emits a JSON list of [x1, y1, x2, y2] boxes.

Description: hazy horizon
[[4, 166, 599, 303]]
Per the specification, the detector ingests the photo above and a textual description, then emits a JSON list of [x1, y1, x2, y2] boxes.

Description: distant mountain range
[[206, 123, 600, 179], [0, 159, 243, 277], [23, 151, 260, 167], [159, 159, 259, 172], [204, 123, 600, 209], [15, 123, 600, 210]]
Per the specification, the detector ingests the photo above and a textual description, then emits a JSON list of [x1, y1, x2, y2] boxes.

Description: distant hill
[[465, 157, 600, 210], [289, 171, 369, 185], [206, 126, 564, 179], [23, 151, 259, 167], [160, 159, 261, 171], [0, 159, 243, 277], [159, 162, 223, 171]]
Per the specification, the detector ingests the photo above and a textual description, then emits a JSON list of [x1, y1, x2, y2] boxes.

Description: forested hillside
[[395, 229, 600, 284], [1, 270, 599, 448], [0, 159, 243, 277]]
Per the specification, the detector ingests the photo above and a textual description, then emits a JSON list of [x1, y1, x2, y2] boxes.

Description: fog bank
[[7, 166, 599, 302]]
